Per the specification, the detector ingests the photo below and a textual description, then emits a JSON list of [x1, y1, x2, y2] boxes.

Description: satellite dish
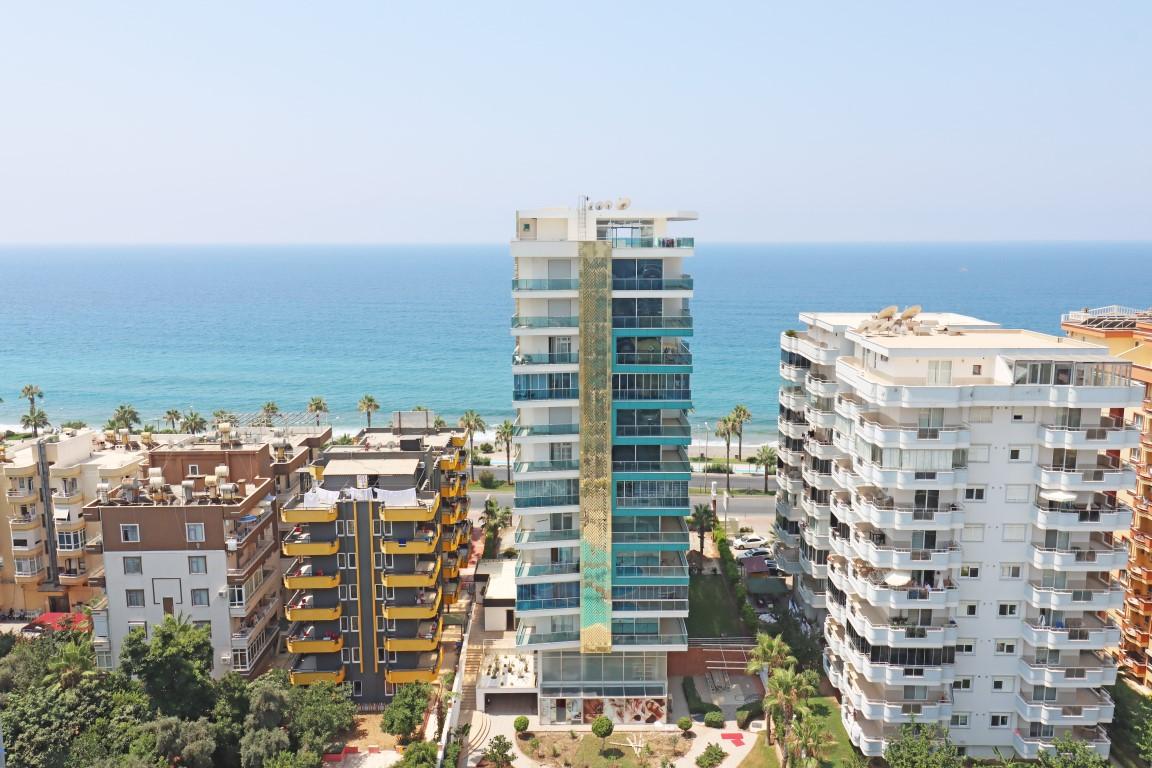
[[595, 202, 604, 210], [617, 197, 631, 210], [878, 305, 899, 319], [901, 305, 922, 320]]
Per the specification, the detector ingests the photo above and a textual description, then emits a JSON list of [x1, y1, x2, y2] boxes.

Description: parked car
[[735, 547, 772, 560], [757, 612, 778, 624], [733, 534, 768, 549]]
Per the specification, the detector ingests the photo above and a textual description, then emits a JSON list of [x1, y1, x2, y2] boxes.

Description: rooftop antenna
[[577, 194, 589, 240]]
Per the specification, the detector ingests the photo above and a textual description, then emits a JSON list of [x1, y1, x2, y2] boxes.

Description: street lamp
[[703, 421, 710, 460]]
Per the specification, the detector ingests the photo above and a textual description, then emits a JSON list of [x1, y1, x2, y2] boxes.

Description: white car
[[757, 613, 778, 624], [735, 547, 772, 560], [733, 534, 768, 549]]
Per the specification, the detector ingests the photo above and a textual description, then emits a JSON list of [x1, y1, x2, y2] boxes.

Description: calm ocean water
[[1, 243, 1150, 439]]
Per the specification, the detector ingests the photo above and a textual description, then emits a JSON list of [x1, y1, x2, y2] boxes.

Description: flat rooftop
[[853, 328, 1110, 354], [476, 559, 516, 601], [323, 457, 421, 477], [517, 205, 697, 222], [801, 311, 997, 331]]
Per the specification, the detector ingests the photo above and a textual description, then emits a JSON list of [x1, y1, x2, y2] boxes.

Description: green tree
[[213, 409, 238, 425], [358, 394, 380, 428], [397, 740, 439, 768], [42, 637, 97, 690], [483, 734, 516, 768], [60, 419, 88, 430], [241, 727, 291, 768], [884, 723, 963, 768], [246, 671, 290, 730], [164, 408, 183, 430], [714, 415, 737, 494], [689, 502, 715, 557], [107, 403, 142, 430], [786, 716, 833, 768], [730, 404, 751, 460], [751, 444, 777, 493], [764, 667, 817, 762], [745, 632, 795, 744], [480, 498, 512, 545], [513, 715, 529, 736], [261, 401, 280, 426], [380, 682, 431, 742], [1036, 735, 1109, 768], [307, 396, 328, 426], [20, 384, 44, 436], [591, 715, 614, 753], [182, 410, 208, 434], [843, 751, 870, 768], [21, 408, 49, 436], [212, 672, 252, 768], [495, 419, 515, 485], [120, 614, 215, 719], [142, 715, 217, 768], [287, 679, 357, 753], [458, 410, 487, 480]]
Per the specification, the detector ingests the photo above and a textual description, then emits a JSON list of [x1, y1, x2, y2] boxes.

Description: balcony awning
[[884, 571, 913, 587], [53, 508, 71, 521], [1040, 490, 1077, 503]]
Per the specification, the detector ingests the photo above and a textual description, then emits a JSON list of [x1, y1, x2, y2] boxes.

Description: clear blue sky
[[1, 2, 1149, 244]]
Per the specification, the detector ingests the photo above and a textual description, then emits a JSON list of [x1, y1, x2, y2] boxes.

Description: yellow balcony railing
[[282, 538, 339, 557], [290, 666, 346, 685], [441, 529, 465, 552], [382, 590, 442, 620], [385, 650, 443, 684], [386, 619, 443, 652], [281, 505, 338, 524], [283, 571, 340, 590], [381, 495, 441, 523], [381, 532, 440, 555], [382, 560, 441, 588], [440, 477, 463, 498], [443, 558, 460, 580], [286, 635, 344, 653], [450, 435, 466, 448], [442, 503, 467, 525], [285, 604, 342, 622], [444, 584, 460, 605]]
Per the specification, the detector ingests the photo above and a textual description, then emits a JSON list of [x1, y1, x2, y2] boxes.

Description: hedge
[[682, 678, 722, 715], [703, 711, 725, 728]]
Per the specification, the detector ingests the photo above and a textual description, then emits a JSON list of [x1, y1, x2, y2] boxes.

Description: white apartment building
[[778, 308, 1140, 760], [509, 199, 695, 724]]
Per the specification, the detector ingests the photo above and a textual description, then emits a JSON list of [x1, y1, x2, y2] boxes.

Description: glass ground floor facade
[[537, 650, 669, 725]]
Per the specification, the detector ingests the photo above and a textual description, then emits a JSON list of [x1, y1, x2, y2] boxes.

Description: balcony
[[612, 275, 694, 291], [612, 386, 691, 403], [1028, 579, 1124, 612], [511, 315, 579, 329], [804, 404, 836, 430], [52, 487, 83, 505], [614, 554, 690, 583], [281, 530, 339, 557], [87, 566, 105, 587], [611, 617, 688, 649], [283, 560, 340, 590], [289, 662, 346, 686], [286, 628, 344, 654], [1014, 689, 1114, 726], [1033, 503, 1132, 532], [512, 278, 579, 291], [8, 514, 42, 532], [853, 461, 968, 490], [13, 568, 46, 585], [513, 351, 579, 366], [382, 557, 441, 588], [850, 535, 962, 571], [779, 362, 809, 384], [851, 497, 964, 531], [440, 476, 466, 498], [801, 464, 836, 490], [615, 418, 692, 442], [6, 485, 36, 502], [284, 591, 342, 622], [841, 677, 953, 724], [514, 526, 580, 548], [1037, 457, 1136, 492], [382, 589, 442, 620], [380, 493, 441, 522], [515, 596, 580, 614], [443, 555, 461, 579], [805, 373, 838, 398], [513, 387, 580, 402], [515, 560, 580, 579], [829, 564, 959, 610], [380, 528, 440, 555], [57, 569, 88, 586], [843, 604, 958, 648], [516, 626, 580, 647], [1038, 417, 1140, 450], [1018, 652, 1119, 687], [612, 313, 693, 331], [514, 422, 580, 438], [805, 435, 840, 460], [514, 459, 580, 474], [855, 414, 970, 449], [54, 515, 86, 533], [1022, 616, 1121, 649], [615, 347, 692, 368], [281, 504, 338, 524], [776, 549, 804, 575], [611, 518, 690, 547], [515, 493, 580, 510], [386, 618, 443, 652], [1013, 727, 1110, 760], [611, 457, 692, 474], [1030, 541, 1127, 571], [385, 650, 442, 684], [779, 387, 806, 411], [614, 494, 688, 514]]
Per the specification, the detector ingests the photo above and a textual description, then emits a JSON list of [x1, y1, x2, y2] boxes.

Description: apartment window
[[1002, 524, 1026, 541], [950, 713, 970, 729], [348, 552, 357, 570], [990, 714, 1011, 728], [127, 620, 147, 636], [968, 445, 990, 463], [188, 556, 207, 574], [375, 584, 385, 601], [964, 487, 985, 502], [340, 617, 351, 632], [1009, 446, 1032, 462], [997, 602, 1019, 617], [351, 680, 364, 698], [191, 588, 210, 607], [186, 523, 206, 543], [1012, 408, 1034, 422], [187, 464, 200, 476], [972, 364, 982, 376], [95, 650, 114, 670], [193, 620, 211, 631], [377, 647, 388, 663], [376, 615, 387, 633], [349, 616, 359, 633], [956, 639, 975, 654], [992, 677, 1015, 692], [969, 406, 992, 423], [927, 361, 953, 385], [959, 564, 981, 579], [961, 524, 984, 542], [338, 553, 348, 569], [123, 556, 143, 574], [372, 520, 383, 536], [120, 524, 141, 543], [995, 640, 1017, 654], [374, 553, 385, 570], [952, 678, 973, 691], [960, 602, 978, 617], [350, 647, 360, 663], [1005, 484, 1030, 502], [341, 648, 353, 663], [1001, 563, 1023, 579], [126, 589, 146, 608]]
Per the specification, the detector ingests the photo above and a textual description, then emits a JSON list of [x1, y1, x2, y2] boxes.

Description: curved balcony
[[778, 418, 809, 440], [853, 461, 968, 490], [801, 466, 837, 491], [805, 373, 837, 398], [286, 632, 344, 654], [844, 606, 958, 648], [1038, 419, 1140, 450], [791, 333, 839, 366], [852, 498, 964, 531], [839, 642, 954, 687], [289, 665, 346, 686], [1036, 460, 1136, 492], [8, 515, 42, 532], [14, 569, 46, 585], [829, 565, 959, 610], [1031, 543, 1127, 571], [1022, 617, 1120, 649], [11, 540, 46, 556], [54, 516, 87, 533], [386, 619, 443, 651], [281, 530, 339, 557], [1013, 727, 1110, 761], [381, 530, 440, 555], [776, 471, 803, 494], [806, 436, 840, 460], [58, 569, 88, 586], [281, 505, 338, 524], [804, 405, 836, 430], [385, 650, 442, 684], [383, 558, 441, 588], [6, 487, 36, 503], [1033, 503, 1132, 532], [850, 537, 962, 571], [1028, 581, 1124, 612], [1014, 690, 1114, 726], [855, 416, 970, 449], [283, 561, 340, 590], [382, 589, 442, 620], [779, 387, 806, 411], [779, 362, 809, 384], [841, 680, 953, 724], [1018, 652, 1118, 688]]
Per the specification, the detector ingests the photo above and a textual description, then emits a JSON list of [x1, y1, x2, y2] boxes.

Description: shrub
[[513, 716, 529, 736], [501, 547, 519, 559], [703, 710, 725, 728], [696, 743, 728, 768], [591, 716, 614, 750], [478, 470, 496, 488], [528, 736, 540, 755], [472, 455, 492, 466], [704, 461, 732, 474], [738, 526, 753, 533], [677, 716, 693, 735], [682, 678, 722, 715]]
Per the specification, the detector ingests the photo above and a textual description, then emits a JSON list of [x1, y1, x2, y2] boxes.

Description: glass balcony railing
[[611, 459, 692, 473], [611, 529, 691, 545], [512, 278, 580, 290], [615, 496, 689, 509], [612, 315, 693, 329], [514, 352, 579, 365], [613, 599, 689, 612], [614, 563, 690, 579], [604, 237, 694, 249], [514, 423, 580, 437], [612, 630, 688, 646], [612, 276, 694, 291], [513, 388, 580, 401], [615, 350, 692, 366], [515, 560, 581, 577], [516, 597, 581, 612], [615, 421, 692, 437], [517, 627, 580, 645], [515, 494, 580, 508], [514, 527, 580, 544], [613, 388, 692, 401], [512, 315, 579, 328], [514, 459, 580, 473]]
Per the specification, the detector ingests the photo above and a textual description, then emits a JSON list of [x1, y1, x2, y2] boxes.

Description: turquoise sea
[[1, 243, 1150, 439]]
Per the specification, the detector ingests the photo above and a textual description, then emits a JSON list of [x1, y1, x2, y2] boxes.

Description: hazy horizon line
[[1, 238, 1150, 248]]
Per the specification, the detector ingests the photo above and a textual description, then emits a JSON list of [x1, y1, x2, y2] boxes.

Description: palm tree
[[787, 717, 833, 768], [689, 502, 715, 558], [212, 409, 237, 425], [42, 639, 96, 689], [765, 667, 818, 757], [261, 401, 280, 426], [746, 632, 797, 675], [751, 444, 778, 494], [21, 409, 49, 436], [730, 404, 752, 460], [358, 394, 380, 429], [433, 416, 447, 429], [181, 411, 207, 434], [163, 409, 182, 431], [458, 410, 487, 481], [715, 416, 736, 494], [307, 396, 328, 426], [479, 498, 512, 545], [495, 419, 515, 485], [107, 403, 141, 431], [20, 385, 44, 436]]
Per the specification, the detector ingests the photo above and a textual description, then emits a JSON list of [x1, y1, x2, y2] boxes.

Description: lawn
[[803, 697, 854, 766], [517, 732, 689, 768], [687, 574, 745, 636], [738, 733, 780, 768]]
